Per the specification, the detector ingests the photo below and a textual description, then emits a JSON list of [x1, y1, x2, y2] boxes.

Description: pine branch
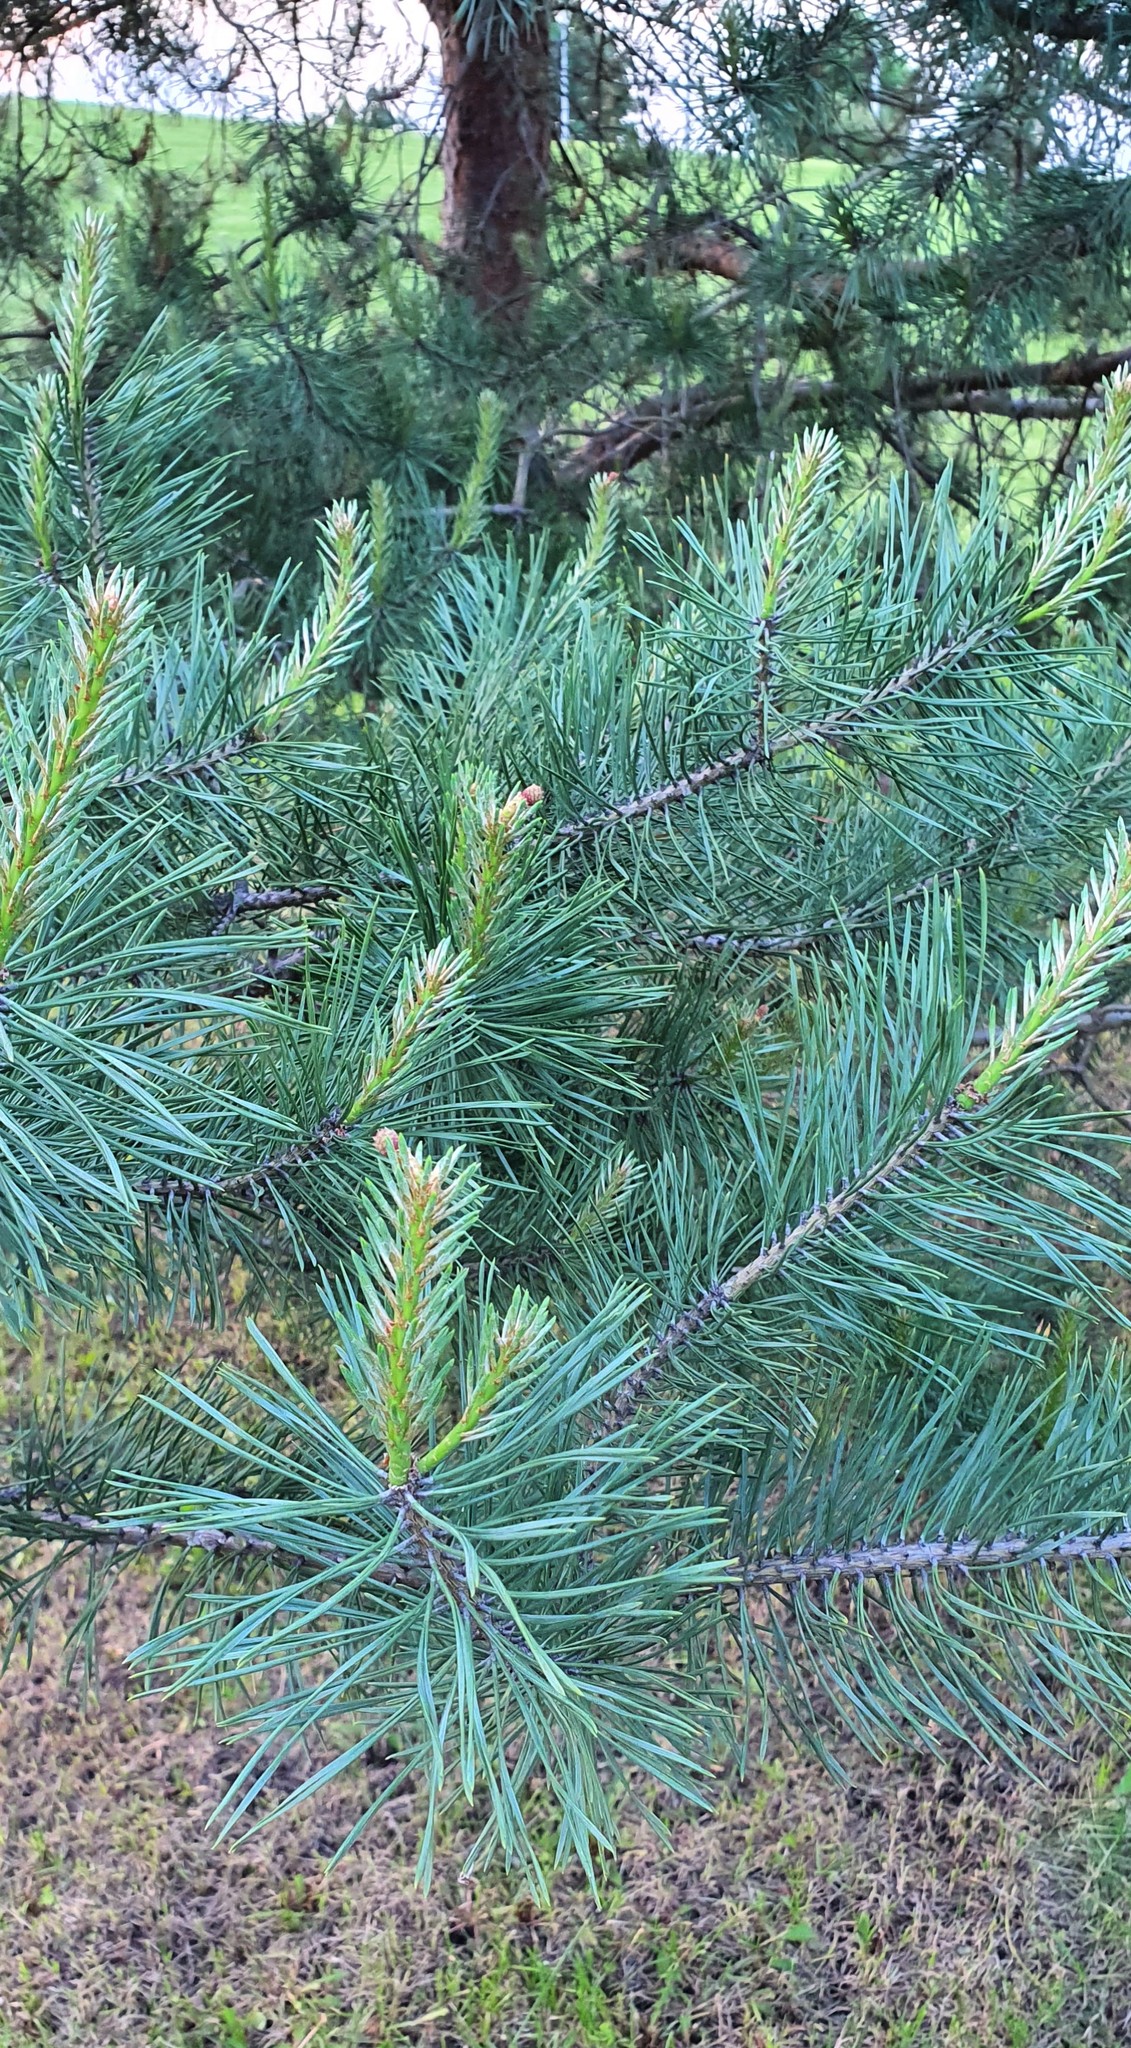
[[553, 349, 1131, 485], [8, 1490, 1131, 1661], [553, 734, 764, 840], [0, 1487, 567, 1659], [739, 1526, 1131, 1588], [555, 634, 975, 844], [613, 829, 1131, 1423], [554, 383, 742, 485], [651, 843, 1018, 964], [1, 1493, 282, 1558], [2, 1377, 535, 1641], [608, 1093, 968, 1425], [140, 943, 463, 1208], [208, 881, 341, 936], [910, 393, 1101, 422], [617, 227, 758, 283], [677, 926, 825, 959], [970, 1001, 1131, 1046], [137, 1109, 351, 1207], [875, 348, 1131, 404], [10, 1488, 1131, 1595], [112, 728, 264, 790], [0, 1486, 423, 1591], [654, 869, 976, 957], [0, 571, 139, 957]]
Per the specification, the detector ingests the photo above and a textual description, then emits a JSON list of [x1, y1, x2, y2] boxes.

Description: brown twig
[[138, 1109, 349, 1207], [209, 881, 341, 937], [552, 346, 1131, 487], [0, 1488, 510, 1632], [113, 728, 264, 790]]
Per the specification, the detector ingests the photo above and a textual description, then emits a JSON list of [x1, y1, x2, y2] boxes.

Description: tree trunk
[[425, 0, 551, 324]]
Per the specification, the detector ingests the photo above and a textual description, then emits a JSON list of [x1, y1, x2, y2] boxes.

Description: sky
[[6, 2, 446, 123], [4, 0, 696, 141]]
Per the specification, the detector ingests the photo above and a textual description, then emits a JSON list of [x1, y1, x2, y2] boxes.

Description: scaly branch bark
[[553, 348, 1131, 487], [740, 1524, 1131, 1588], [209, 881, 341, 936], [607, 1094, 968, 1426], [8, 1485, 1131, 1597]]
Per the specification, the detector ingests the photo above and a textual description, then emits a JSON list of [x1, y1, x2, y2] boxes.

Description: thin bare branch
[[552, 348, 1131, 487]]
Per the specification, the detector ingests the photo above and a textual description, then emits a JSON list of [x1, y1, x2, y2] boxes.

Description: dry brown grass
[[7, 1229, 1131, 2047], [3, 1551, 1130, 2047]]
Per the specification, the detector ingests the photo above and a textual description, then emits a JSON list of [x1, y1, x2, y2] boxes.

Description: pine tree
[[10, 214, 1131, 1891], [6, 0, 1131, 550]]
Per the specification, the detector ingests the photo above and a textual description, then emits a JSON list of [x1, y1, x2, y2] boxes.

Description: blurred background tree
[[1, 0, 1130, 578]]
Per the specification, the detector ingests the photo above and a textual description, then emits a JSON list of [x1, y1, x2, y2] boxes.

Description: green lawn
[[3, 95, 854, 269], [3, 97, 442, 260]]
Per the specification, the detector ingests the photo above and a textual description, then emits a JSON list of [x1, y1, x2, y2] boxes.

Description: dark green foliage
[[4, 0, 1131, 578]]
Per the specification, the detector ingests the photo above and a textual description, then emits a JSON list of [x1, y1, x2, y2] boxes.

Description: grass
[[5, 1557, 1131, 2046], [2, 96, 443, 259], [2, 95, 844, 268], [5, 1316, 1131, 2045]]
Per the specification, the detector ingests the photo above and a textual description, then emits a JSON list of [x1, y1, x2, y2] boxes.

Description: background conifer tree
[[3, 0, 1131, 564]]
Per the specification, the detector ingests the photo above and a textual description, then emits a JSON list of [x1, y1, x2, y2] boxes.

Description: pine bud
[[496, 784, 545, 832]]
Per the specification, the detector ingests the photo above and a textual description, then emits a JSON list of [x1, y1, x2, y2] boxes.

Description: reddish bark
[[425, 0, 551, 324]]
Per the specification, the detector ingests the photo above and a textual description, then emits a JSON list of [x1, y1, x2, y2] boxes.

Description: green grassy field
[[4, 98, 443, 259], [3, 96, 855, 267]]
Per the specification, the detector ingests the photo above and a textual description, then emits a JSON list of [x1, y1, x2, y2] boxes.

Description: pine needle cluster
[[7, 216, 1131, 1890]]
